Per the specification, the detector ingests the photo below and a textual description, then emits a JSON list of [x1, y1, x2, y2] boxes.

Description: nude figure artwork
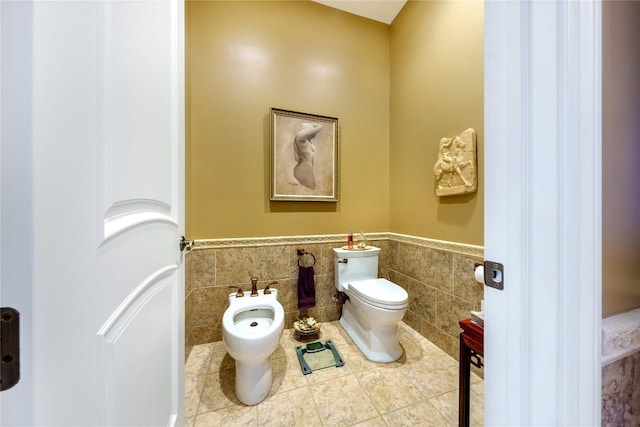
[[270, 108, 338, 202], [433, 128, 478, 196], [293, 122, 323, 190]]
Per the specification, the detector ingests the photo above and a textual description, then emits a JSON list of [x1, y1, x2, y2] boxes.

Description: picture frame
[[270, 108, 338, 202]]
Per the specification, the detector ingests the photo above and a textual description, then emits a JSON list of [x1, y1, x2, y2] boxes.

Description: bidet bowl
[[222, 289, 284, 359]]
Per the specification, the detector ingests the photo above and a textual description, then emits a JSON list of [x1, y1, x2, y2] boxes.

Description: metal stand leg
[[458, 334, 471, 427]]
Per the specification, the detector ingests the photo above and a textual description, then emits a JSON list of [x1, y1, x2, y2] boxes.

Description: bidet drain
[[250, 321, 258, 327]]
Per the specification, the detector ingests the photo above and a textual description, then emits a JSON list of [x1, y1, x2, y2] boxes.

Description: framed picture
[[270, 108, 338, 201]]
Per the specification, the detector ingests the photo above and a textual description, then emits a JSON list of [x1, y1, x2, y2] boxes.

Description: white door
[[0, 1, 185, 426], [484, 1, 601, 425]]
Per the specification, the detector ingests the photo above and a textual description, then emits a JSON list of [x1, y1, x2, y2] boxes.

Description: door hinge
[[1, 307, 20, 391], [180, 236, 193, 252], [483, 261, 504, 290]]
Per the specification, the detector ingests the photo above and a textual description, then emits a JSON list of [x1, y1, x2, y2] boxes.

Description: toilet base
[[339, 300, 403, 363], [234, 357, 272, 405]]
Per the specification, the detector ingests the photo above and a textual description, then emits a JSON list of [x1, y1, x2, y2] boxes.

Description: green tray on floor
[[295, 340, 344, 375]]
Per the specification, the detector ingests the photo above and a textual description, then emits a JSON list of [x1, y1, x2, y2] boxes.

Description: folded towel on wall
[[297, 265, 316, 309]]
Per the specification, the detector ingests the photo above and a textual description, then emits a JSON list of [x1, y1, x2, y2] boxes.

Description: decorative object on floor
[[293, 316, 321, 340], [295, 340, 345, 375], [270, 108, 339, 202], [433, 128, 478, 196]]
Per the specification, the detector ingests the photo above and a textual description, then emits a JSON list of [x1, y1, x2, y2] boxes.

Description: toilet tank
[[333, 246, 381, 292]]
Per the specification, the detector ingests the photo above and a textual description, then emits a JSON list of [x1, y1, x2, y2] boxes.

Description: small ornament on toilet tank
[[358, 231, 367, 249], [432, 128, 478, 196]]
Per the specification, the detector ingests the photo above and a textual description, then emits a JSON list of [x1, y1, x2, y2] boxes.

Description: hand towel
[[297, 265, 316, 309]]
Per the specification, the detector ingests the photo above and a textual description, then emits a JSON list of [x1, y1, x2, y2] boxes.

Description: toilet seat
[[348, 278, 408, 310]]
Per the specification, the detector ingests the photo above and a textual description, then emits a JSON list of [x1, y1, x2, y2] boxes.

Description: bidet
[[222, 288, 284, 405]]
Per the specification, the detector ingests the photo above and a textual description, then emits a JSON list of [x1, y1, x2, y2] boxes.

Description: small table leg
[[458, 334, 471, 427]]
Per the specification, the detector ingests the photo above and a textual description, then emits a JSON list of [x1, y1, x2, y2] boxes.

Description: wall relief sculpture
[[433, 128, 477, 196]]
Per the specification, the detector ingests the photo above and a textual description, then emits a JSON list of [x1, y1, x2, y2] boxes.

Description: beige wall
[[389, 0, 484, 245], [602, 0, 640, 316], [187, 0, 485, 246], [187, 1, 390, 238], [184, 0, 487, 359]]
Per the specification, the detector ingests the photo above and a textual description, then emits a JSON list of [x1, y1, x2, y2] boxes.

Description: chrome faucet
[[250, 277, 259, 297]]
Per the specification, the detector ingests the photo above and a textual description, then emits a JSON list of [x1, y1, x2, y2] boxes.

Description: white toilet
[[222, 287, 284, 405], [334, 246, 409, 362]]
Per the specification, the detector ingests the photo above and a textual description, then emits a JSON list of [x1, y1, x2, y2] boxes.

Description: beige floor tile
[[207, 349, 234, 373], [470, 370, 483, 384], [270, 354, 308, 394], [311, 374, 378, 426], [186, 321, 484, 427], [471, 380, 484, 397], [382, 399, 452, 426], [402, 362, 458, 399], [185, 374, 207, 418], [194, 405, 257, 427], [394, 347, 430, 374], [427, 390, 457, 425], [397, 321, 439, 344], [445, 363, 484, 384], [470, 389, 486, 427], [186, 343, 215, 377], [429, 388, 484, 427], [351, 416, 389, 427], [274, 330, 302, 359], [432, 351, 460, 372], [338, 344, 379, 373], [208, 340, 227, 353], [271, 343, 288, 360], [198, 369, 240, 414], [318, 321, 346, 338], [257, 388, 322, 427], [393, 339, 430, 368], [356, 368, 425, 413], [401, 330, 446, 358], [320, 322, 354, 348]]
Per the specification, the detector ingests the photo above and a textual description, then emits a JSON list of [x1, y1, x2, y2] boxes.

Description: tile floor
[[185, 321, 484, 426]]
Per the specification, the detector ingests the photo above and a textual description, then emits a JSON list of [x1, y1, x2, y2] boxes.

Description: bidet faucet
[[250, 277, 259, 297], [264, 281, 277, 295], [228, 286, 244, 298]]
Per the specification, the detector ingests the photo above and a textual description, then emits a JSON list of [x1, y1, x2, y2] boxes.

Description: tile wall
[[601, 309, 640, 425], [602, 351, 640, 426], [185, 233, 484, 363]]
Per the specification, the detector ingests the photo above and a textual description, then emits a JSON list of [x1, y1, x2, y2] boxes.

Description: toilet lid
[[348, 279, 408, 309]]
